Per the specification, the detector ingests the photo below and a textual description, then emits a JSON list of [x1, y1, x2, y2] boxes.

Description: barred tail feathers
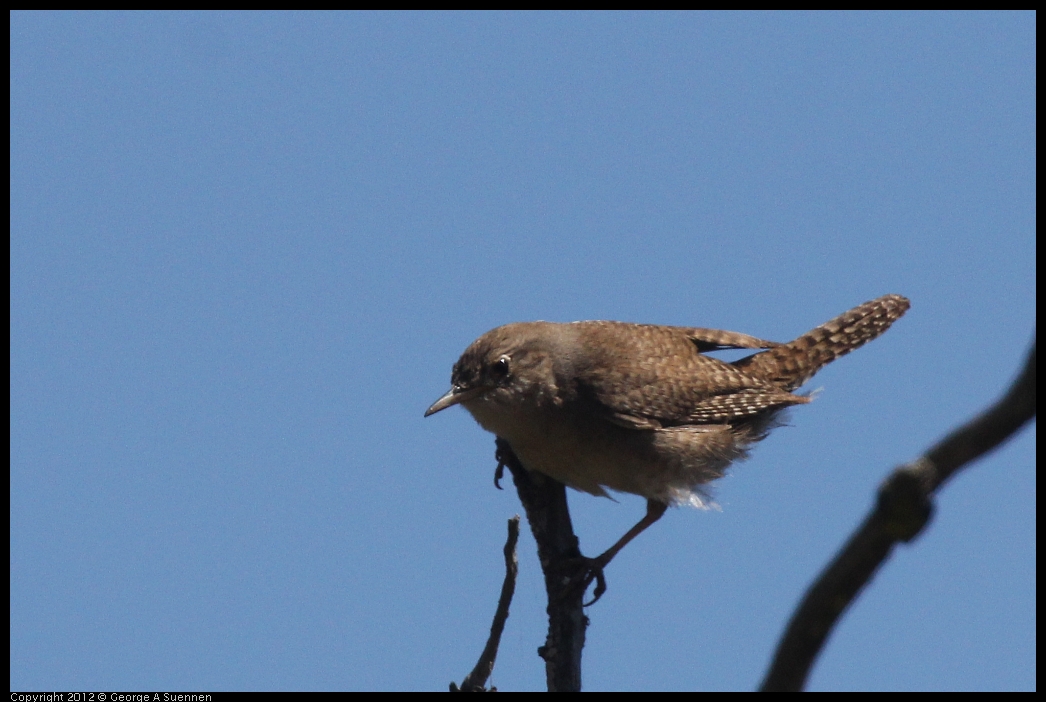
[[732, 295, 910, 391]]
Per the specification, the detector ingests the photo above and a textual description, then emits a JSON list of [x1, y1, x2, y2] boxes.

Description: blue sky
[[11, 11, 1034, 692]]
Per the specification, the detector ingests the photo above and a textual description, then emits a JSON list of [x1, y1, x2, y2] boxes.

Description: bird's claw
[[493, 444, 509, 490], [493, 459, 505, 489], [582, 563, 608, 606], [561, 555, 610, 606]]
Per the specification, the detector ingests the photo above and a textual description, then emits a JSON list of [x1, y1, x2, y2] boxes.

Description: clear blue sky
[[11, 11, 1035, 692]]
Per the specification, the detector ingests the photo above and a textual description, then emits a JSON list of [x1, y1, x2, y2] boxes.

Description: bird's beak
[[424, 385, 487, 417]]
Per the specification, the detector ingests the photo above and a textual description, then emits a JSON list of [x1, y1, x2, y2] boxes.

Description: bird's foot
[[561, 553, 612, 606], [493, 443, 510, 489]]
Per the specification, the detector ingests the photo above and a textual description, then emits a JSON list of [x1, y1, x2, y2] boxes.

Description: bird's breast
[[461, 396, 744, 505]]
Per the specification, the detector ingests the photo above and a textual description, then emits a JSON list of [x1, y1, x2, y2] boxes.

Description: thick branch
[[496, 438, 587, 692], [761, 338, 1036, 691]]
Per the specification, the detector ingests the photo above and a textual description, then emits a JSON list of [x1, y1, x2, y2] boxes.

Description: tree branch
[[453, 516, 521, 692], [761, 337, 1036, 691], [496, 438, 588, 692]]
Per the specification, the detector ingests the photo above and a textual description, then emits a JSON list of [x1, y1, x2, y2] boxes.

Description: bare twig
[[761, 337, 1036, 691], [453, 516, 521, 692]]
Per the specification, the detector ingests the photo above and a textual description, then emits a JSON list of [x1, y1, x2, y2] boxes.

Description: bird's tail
[[732, 294, 910, 391]]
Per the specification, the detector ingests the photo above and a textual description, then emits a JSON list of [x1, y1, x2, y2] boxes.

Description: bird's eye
[[491, 355, 511, 380]]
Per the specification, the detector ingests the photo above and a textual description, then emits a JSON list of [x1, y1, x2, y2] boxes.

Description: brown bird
[[426, 295, 909, 591]]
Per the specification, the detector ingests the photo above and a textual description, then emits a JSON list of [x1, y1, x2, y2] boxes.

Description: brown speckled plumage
[[427, 295, 909, 508], [428, 292, 912, 585]]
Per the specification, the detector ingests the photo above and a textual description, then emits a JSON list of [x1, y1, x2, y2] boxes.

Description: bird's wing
[[605, 412, 663, 430], [573, 323, 804, 429], [676, 327, 781, 352]]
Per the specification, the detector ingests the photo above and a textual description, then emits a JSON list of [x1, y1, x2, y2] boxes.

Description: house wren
[[426, 295, 909, 580]]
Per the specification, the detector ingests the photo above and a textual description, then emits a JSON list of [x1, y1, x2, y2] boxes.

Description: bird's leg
[[595, 498, 669, 568], [578, 499, 669, 604]]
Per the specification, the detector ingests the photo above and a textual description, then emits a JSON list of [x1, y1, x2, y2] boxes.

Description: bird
[[425, 294, 910, 595]]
